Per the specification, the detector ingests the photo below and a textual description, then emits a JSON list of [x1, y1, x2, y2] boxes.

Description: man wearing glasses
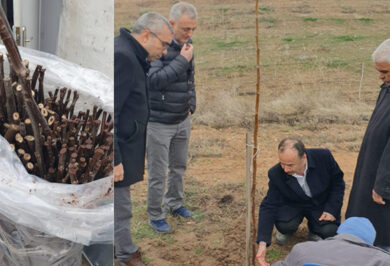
[[114, 12, 172, 266], [146, 2, 198, 233]]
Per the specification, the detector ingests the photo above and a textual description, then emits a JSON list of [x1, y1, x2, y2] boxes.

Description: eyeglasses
[[149, 31, 170, 49]]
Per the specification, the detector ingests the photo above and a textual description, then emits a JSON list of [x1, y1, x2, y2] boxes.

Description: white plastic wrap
[[0, 45, 113, 246], [0, 45, 113, 114], [0, 213, 83, 266]]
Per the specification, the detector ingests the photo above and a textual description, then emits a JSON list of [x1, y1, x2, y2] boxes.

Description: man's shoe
[[307, 232, 322, 241], [149, 219, 171, 233], [275, 230, 291, 246], [117, 249, 145, 266], [171, 206, 193, 218]]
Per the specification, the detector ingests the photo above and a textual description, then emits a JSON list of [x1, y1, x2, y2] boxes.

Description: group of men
[[256, 39, 390, 265], [114, 0, 390, 264], [114, 2, 197, 265]]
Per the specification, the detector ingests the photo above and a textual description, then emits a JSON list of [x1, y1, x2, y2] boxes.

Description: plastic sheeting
[[0, 45, 113, 114], [0, 45, 113, 246], [0, 213, 83, 266]]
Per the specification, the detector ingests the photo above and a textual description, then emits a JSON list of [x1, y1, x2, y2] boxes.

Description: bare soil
[[115, 0, 386, 264], [131, 123, 362, 265]]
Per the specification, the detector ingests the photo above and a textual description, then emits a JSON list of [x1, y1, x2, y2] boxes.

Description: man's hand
[[256, 242, 270, 266], [372, 189, 386, 205], [319, 211, 336, 222], [114, 163, 124, 182], [180, 43, 193, 62]]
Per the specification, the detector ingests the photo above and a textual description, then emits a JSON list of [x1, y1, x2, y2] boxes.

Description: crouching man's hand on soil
[[256, 241, 270, 266], [114, 163, 124, 182]]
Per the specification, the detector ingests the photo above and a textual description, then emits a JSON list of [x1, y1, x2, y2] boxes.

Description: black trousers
[[275, 209, 338, 239]]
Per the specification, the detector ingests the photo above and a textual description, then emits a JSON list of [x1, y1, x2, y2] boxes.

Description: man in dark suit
[[114, 12, 172, 266], [256, 138, 345, 266]]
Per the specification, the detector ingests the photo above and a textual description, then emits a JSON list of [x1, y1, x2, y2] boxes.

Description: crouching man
[[256, 138, 345, 266]]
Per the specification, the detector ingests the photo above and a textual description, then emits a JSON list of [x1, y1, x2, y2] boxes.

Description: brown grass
[[115, 0, 389, 264], [192, 88, 253, 128], [115, 0, 386, 130], [259, 88, 372, 126]]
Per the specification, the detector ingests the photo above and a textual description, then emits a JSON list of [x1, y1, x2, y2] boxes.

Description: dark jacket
[[346, 83, 390, 246], [273, 234, 390, 266], [114, 28, 150, 187], [257, 149, 345, 245], [148, 40, 196, 124]]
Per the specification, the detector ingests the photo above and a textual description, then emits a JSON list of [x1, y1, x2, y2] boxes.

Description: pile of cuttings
[[0, 53, 113, 184]]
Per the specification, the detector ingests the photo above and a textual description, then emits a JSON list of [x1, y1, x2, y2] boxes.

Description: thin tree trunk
[[252, 0, 261, 264]]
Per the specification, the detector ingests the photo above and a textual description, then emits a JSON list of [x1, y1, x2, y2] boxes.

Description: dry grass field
[[115, 0, 390, 265]]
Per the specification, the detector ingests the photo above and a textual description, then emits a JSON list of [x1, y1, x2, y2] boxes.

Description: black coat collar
[[119, 28, 150, 72], [381, 82, 390, 92], [305, 149, 316, 169]]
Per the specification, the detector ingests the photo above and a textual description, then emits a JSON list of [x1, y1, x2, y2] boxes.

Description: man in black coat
[[114, 12, 172, 266], [346, 39, 390, 251], [256, 138, 345, 266], [146, 2, 197, 233]]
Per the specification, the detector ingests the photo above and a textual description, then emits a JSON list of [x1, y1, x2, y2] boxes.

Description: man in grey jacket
[[271, 217, 390, 266], [146, 2, 197, 233]]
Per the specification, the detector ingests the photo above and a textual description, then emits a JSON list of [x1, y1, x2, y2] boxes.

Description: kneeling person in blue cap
[[271, 217, 390, 266]]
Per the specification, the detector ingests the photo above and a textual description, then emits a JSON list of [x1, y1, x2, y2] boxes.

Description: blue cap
[[337, 217, 376, 245]]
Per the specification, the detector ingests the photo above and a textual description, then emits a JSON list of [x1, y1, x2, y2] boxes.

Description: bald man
[[256, 138, 345, 266]]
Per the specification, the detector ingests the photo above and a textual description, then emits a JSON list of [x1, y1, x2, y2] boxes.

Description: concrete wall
[[56, 0, 113, 78]]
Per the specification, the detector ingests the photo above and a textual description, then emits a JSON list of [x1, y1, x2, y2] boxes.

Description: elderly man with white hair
[[346, 39, 390, 252]]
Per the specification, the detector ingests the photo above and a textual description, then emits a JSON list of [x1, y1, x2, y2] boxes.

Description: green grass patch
[[161, 234, 175, 245], [132, 201, 175, 245], [259, 7, 271, 12], [341, 7, 356, 14], [267, 249, 285, 261], [193, 210, 204, 222], [214, 40, 245, 48], [194, 248, 204, 254], [281, 36, 304, 43], [141, 255, 152, 265], [334, 35, 364, 42], [133, 222, 157, 241], [358, 17, 373, 23], [221, 8, 229, 13], [210, 63, 251, 77], [327, 59, 347, 68], [281, 37, 304, 43], [212, 239, 221, 247], [303, 17, 317, 22], [184, 188, 197, 197], [260, 18, 276, 23], [222, 64, 248, 72], [328, 17, 346, 24]]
